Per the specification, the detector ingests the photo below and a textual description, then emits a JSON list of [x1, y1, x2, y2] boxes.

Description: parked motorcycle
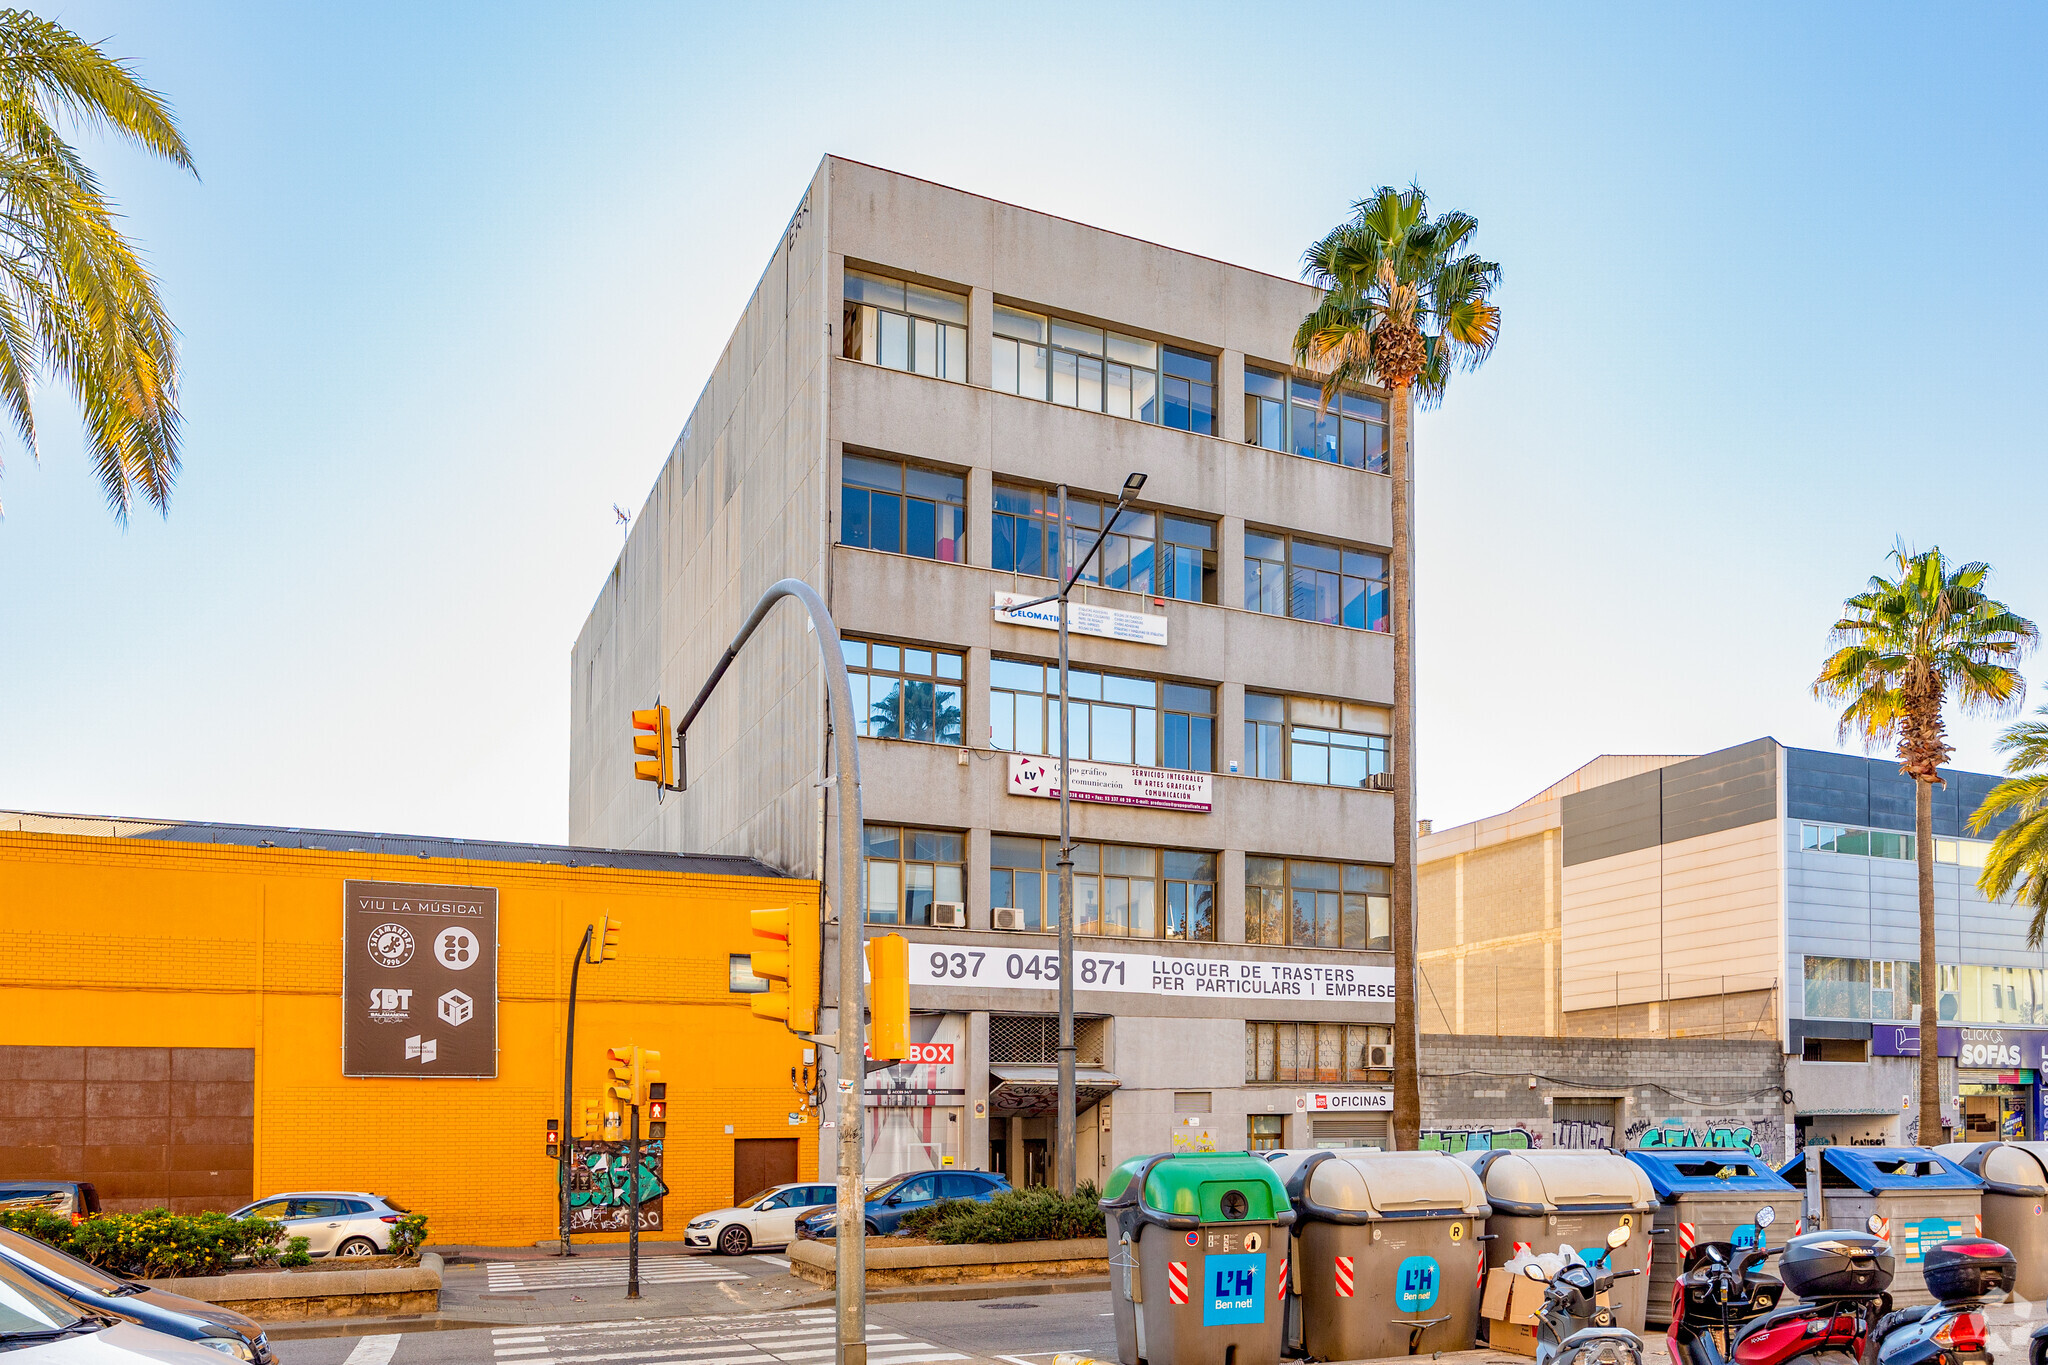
[[1721, 1227, 1893, 1365], [1864, 1238, 2012, 1365], [1666, 1216, 1787, 1365], [1521, 1225, 1646, 1365]]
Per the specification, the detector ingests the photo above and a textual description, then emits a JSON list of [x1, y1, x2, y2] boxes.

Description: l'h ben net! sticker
[[1395, 1255, 1441, 1312], [1204, 1253, 1265, 1325]]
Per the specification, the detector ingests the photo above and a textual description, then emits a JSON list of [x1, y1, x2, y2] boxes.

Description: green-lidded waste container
[[1625, 1150, 1800, 1326], [1263, 1149, 1491, 1360], [1101, 1152, 1295, 1365], [1937, 1141, 2048, 1300], [1778, 1146, 1984, 1306], [1464, 1149, 1659, 1332]]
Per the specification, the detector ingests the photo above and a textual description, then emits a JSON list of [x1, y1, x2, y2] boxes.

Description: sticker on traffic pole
[[1167, 1261, 1188, 1305], [1335, 1254, 1355, 1298]]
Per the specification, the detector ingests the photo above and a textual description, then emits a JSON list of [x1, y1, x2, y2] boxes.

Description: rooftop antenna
[[613, 503, 631, 545]]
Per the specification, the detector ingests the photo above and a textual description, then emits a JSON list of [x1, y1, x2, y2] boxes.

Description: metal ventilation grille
[[990, 1013, 1105, 1066]]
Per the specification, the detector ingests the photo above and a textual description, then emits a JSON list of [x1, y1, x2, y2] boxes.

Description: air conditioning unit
[[1365, 772, 1396, 792], [930, 901, 966, 928], [1368, 1044, 1394, 1069], [991, 906, 1026, 931]]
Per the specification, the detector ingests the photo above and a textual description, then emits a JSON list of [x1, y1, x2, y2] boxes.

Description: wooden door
[[734, 1138, 799, 1206]]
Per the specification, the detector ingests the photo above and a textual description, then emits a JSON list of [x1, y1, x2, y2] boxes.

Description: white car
[[0, 1253, 232, 1363], [685, 1182, 837, 1255], [228, 1190, 411, 1257]]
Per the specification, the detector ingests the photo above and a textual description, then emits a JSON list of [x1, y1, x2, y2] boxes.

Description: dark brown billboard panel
[[342, 880, 498, 1078]]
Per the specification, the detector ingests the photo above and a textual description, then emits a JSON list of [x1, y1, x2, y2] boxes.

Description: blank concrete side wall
[[1561, 845, 1663, 1010], [569, 164, 831, 868]]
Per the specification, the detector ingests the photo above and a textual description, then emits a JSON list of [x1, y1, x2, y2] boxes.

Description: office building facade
[[569, 158, 1402, 1184]]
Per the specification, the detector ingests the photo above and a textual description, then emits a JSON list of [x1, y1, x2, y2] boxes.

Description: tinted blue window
[[907, 499, 936, 559], [841, 487, 871, 549], [1163, 348, 1214, 382], [870, 493, 901, 554]]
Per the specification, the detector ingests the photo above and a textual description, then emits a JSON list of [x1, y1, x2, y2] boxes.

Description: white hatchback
[[228, 1191, 411, 1257], [684, 1182, 837, 1256]]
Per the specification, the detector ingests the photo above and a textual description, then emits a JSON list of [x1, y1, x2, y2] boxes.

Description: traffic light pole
[[626, 1102, 642, 1300], [558, 923, 594, 1257], [672, 578, 868, 1365]]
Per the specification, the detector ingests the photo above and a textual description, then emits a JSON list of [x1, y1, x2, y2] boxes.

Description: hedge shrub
[[0, 1208, 284, 1278], [896, 1184, 1103, 1245]]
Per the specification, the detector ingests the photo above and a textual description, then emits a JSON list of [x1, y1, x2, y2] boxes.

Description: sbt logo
[[369, 988, 412, 1015]]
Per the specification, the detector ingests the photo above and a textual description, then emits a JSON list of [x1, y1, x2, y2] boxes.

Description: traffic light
[[596, 916, 623, 963], [631, 705, 673, 786], [867, 932, 910, 1063], [545, 1117, 560, 1159], [631, 1048, 662, 1108], [647, 1082, 667, 1140], [605, 1045, 636, 1108], [580, 1099, 602, 1139], [748, 906, 819, 1035]]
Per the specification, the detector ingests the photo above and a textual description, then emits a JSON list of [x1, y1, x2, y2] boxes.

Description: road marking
[[344, 1336, 401, 1365], [754, 1255, 791, 1268]]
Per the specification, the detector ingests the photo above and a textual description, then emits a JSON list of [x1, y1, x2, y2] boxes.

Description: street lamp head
[[1121, 471, 1147, 498]]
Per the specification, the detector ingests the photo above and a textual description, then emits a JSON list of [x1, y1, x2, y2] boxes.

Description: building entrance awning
[[1796, 1108, 1906, 1117], [989, 1066, 1119, 1117]]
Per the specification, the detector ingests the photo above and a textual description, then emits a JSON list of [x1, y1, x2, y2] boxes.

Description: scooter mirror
[[1756, 1206, 1775, 1228], [1607, 1225, 1630, 1249], [1524, 1263, 1547, 1281], [1867, 1214, 1884, 1235]]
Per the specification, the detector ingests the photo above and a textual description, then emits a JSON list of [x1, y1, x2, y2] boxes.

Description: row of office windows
[[861, 823, 1389, 951], [1805, 956, 2048, 1025], [1800, 823, 1992, 868], [843, 635, 1387, 788], [839, 454, 1388, 633], [841, 267, 1383, 472]]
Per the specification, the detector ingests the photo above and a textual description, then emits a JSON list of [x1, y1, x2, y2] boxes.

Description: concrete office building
[[570, 158, 1405, 1184], [1421, 738, 2028, 1150]]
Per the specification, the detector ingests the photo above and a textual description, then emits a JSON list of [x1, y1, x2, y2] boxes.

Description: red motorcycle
[[1671, 1229, 1893, 1365]]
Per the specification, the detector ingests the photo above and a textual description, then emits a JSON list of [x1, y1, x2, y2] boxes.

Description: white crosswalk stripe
[[481, 1257, 748, 1293], [487, 1310, 967, 1365]]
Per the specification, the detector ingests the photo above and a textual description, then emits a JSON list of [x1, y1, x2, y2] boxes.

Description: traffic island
[[141, 1252, 443, 1321], [788, 1237, 1107, 1288]]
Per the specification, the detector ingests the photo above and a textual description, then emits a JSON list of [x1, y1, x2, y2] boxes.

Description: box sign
[[907, 938, 1393, 1002], [1007, 754, 1213, 813], [342, 880, 498, 1078], [1298, 1090, 1394, 1113], [993, 592, 1167, 647]]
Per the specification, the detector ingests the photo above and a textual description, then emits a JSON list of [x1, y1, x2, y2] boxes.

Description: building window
[[1801, 823, 1915, 860], [1288, 378, 1387, 471], [842, 639, 963, 745], [992, 484, 1216, 604], [1161, 348, 1215, 435], [1935, 838, 1992, 868], [841, 454, 965, 562], [1243, 693, 1389, 785], [989, 658, 1213, 771], [1243, 530, 1387, 631], [1245, 367, 1287, 451], [843, 269, 967, 381], [865, 825, 965, 926], [1246, 1021, 1392, 1083], [1248, 1115, 1285, 1151], [1802, 956, 1871, 1020], [1245, 858, 1391, 950], [990, 1013, 1107, 1065], [988, 837, 1216, 940], [993, 306, 1162, 420], [728, 954, 768, 994]]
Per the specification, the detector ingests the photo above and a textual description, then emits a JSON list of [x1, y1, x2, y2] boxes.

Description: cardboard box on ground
[[1480, 1267, 1546, 1359]]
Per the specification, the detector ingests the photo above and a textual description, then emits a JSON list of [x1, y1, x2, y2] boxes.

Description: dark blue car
[[798, 1169, 1009, 1237]]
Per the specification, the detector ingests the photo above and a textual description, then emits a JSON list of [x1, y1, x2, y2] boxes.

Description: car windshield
[[377, 1198, 408, 1213], [0, 1229, 129, 1296], [866, 1177, 914, 1202], [739, 1188, 781, 1207], [0, 1259, 87, 1336]]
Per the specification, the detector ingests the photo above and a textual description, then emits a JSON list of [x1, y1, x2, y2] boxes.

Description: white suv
[[228, 1192, 411, 1257], [685, 1183, 837, 1255]]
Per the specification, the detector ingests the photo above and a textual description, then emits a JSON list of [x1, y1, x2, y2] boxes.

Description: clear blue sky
[[2, 2, 2044, 841]]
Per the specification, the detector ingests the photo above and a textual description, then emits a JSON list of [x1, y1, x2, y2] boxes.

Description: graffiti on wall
[[1624, 1116, 1781, 1160], [1418, 1124, 1540, 1153], [1552, 1118, 1615, 1149], [564, 1138, 667, 1231]]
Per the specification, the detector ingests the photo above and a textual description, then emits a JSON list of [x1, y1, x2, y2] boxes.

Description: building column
[[966, 825, 992, 931], [1008, 1114, 1024, 1185], [968, 1010, 990, 1171], [1220, 847, 1247, 944], [969, 286, 994, 391], [965, 466, 993, 570], [1219, 516, 1245, 613], [1219, 681, 1245, 777], [1218, 350, 1245, 444]]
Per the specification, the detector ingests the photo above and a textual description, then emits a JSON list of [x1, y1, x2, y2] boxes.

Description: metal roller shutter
[[1311, 1116, 1392, 1149]]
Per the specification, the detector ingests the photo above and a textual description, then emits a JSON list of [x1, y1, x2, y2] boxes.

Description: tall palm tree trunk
[[1391, 384, 1421, 1149], [1916, 777, 1941, 1143]]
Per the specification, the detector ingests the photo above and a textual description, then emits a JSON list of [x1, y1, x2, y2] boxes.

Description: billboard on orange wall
[[342, 880, 499, 1078]]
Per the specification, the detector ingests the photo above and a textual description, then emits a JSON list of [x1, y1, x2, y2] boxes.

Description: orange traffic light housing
[[866, 932, 911, 1063], [596, 916, 623, 963], [631, 1048, 662, 1108], [748, 907, 819, 1036], [604, 1045, 636, 1108], [631, 705, 673, 786]]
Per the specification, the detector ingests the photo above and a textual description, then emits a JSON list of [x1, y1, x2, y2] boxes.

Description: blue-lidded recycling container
[[1626, 1150, 1799, 1325], [1778, 1146, 1984, 1306]]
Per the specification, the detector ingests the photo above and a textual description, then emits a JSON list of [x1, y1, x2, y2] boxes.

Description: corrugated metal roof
[[0, 808, 791, 879]]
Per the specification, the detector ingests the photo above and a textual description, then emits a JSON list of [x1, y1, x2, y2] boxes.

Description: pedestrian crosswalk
[[489, 1309, 969, 1365], [482, 1256, 749, 1293]]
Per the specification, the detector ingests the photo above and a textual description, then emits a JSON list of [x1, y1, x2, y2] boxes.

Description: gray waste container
[[1778, 1146, 1984, 1307], [1101, 1152, 1295, 1365], [1936, 1141, 2048, 1300], [1263, 1149, 1491, 1360], [1625, 1150, 1800, 1327], [1465, 1149, 1659, 1333]]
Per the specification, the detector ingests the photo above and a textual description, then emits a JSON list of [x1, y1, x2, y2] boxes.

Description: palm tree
[[1813, 546, 2036, 1141], [1294, 186, 1501, 1149], [0, 10, 194, 520], [1972, 707, 2048, 942], [868, 682, 962, 745]]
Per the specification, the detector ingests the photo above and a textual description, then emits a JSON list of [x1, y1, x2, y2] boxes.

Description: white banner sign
[[1298, 1091, 1394, 1113], [994, 592, 1167, 647], [1008, 753, 1213, 813], [907, 938, 1393, 1002]]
